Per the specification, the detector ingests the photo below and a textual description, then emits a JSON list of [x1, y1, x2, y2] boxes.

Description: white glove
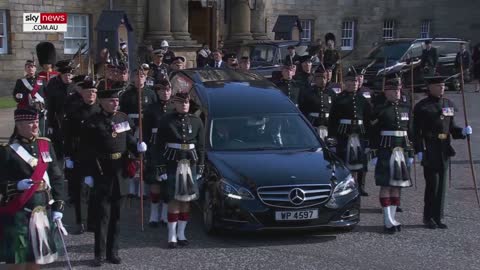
[[370, 157, 378, 166], [65, 157, 74, 169], [196, 174, 203, 180], [84, 176, 94, 188], [137, 141, 147, 153], [407, 158, 414, 166], [462, 125, 473, 136], [157, 173, 168, 182], [416, 152, 423, 162], [52, 211, 63, 221], [17, 179, 34, 191]]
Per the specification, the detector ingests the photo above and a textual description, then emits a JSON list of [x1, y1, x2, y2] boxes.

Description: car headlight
[[325, 174, 357, 209], [332, 174, 357, 197], [219, 179, 255, 200]]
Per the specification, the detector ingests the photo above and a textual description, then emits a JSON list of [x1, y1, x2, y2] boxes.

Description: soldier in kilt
[[153, 92, 205, 248], [370, 78, 414, 234]]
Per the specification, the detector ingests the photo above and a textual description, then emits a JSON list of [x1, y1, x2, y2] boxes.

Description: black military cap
[[55, 59, 73, 73], [424, 39, 432, 45], [172, 56, 186, 63], [287, 45, 295, 50], [72, 75, 87, 84], [344, 66, 358, 81], [14, 107, 39, 122], [384, 78, 401, 89], [78, 78, 96, 89], [97, 89, 121, 99], [172, 92, 190, 102], [154, 79, 171, 89], [315, 63, 327, 74], [299, 55, 313, 64], [425, 76, 447, 84], [226, 53, 237, 59], [25, 59, 36, 66]]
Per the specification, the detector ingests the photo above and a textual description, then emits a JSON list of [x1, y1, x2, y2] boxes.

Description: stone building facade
[[0, 0, 477, 95]]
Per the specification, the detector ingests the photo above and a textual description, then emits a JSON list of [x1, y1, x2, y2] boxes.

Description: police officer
[[160, 40, 176, 65], [328, 69, 372, 185], [170, 56, 187, 72], [225, 53, 238, 69], [63, 78, 101, 234], [153, 92, 205, 248], [120, 69, 158, 198], [81, 87, 147, 266], [413, 76, 472, 229], [144, 79, 175, 227], [299, 64, 337, 140], [275, 61, 301, 105], [150, 49, 169, 81], [45, 59, 74, 168], [370, 78, 414, 234], [13, 60, 47, 136], [420, 40, 438, 77], [0, 107, 65, 267]]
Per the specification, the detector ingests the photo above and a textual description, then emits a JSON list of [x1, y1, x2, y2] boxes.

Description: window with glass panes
[[341, 21, 355, 50], [0, 10, 7, 54], [421, 20, 430, 38], [383, 20, 395, 40], [64, 14, 89, 54], [300, 19, 313, 41]]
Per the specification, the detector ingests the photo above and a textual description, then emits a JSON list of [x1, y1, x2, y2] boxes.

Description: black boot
[[357, 172, 369, 196], [106, 255, 122, 264], [434, 219, 448, 229], [93, 257, 103, 267], [424, 218, 437, 229]]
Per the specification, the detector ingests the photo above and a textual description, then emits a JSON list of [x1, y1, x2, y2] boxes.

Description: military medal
[[112, 131, 117, 138], [40, 151, 53, 162]]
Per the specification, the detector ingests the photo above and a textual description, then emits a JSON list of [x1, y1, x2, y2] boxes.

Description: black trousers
[[94, 194, 124, 258], [423, 164, 449, 222], [67, 167, 84, 224]]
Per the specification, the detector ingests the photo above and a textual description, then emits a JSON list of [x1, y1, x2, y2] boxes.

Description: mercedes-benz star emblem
[[289, 188, 305, 206]]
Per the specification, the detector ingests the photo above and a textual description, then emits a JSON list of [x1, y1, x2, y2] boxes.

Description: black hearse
[[170, 69, 360, 232]]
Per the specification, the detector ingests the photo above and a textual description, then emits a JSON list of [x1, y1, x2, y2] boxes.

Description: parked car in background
[[356, 38, 470, 92], [170, 69, 360, 233]]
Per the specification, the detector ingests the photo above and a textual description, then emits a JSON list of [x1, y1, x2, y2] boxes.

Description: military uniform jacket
[[149, 62, 169, 81], [154, 112, 205, 167], [119, 84, 158, 129], [323, 49, 340, 69], [80, 111, 138, 196], [163, 50, 176, 65], [63, 101, 101, 161], [299, 86, 337, 127], [143, 100, 175, 147], [326, 82, 342, 95], [328, 91, 372, 139], [413, 95, 464, 169], [370, 99, 413, 154], [275, 79, 301, 105], [0, 137, 64, 212], [45, 76, 69, 131], [13, 76, 46, 110], [421, 48, 438, 68], [358, 86, 373, 105]]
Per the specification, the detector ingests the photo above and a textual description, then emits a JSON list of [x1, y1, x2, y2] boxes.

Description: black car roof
[[378, 38, 468, 44], [171, 69, 299, 118]]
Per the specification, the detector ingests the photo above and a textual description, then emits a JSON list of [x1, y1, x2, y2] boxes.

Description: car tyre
[[203, 190, 218, 235]]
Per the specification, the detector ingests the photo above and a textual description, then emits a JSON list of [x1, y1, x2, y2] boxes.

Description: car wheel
[[202, 190, 217, 235]]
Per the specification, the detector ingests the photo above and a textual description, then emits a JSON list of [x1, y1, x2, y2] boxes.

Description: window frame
[[300, 19, 313, 42], [420, 20, 431, 39], [64, 13, 89, 55], [341, 20, 355, 51], [383, 20, 395, 40], [0, 10, 8, 54]]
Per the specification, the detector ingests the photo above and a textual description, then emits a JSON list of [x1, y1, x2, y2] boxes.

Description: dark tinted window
[[250, 45, 276, 63], [210, 114, 321, 151], [434, 42, 464, 56], [367, 42, 411, 60]]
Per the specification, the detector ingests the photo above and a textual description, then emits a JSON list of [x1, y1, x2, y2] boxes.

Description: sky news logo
[[23, 13, 68, 32]]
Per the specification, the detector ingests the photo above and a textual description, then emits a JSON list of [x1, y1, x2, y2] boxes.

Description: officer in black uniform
[[63, 78, 101, 234], [150, 49, 169, 81], [80, 87, 147, 266], [153, 92, 205, 249], [0, 107, 65, 267], [275, 61, 301, 106], [299, 64, 337, 140], [294, 55, 314, 91], [144, 79, 175, 227], [119, 69, 158, 197], [324, 63, 342, 95], [413, 76, 472, 229], [45, 59, 74, 168], [328, 69, 372, 185], [420, 40, 438, 77], [370, 78, 414, 234]]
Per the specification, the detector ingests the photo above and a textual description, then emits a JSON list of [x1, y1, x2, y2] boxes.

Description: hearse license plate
[[275, 209, 318, 221]]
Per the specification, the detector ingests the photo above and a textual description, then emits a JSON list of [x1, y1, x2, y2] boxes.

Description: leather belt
[[99, 152, 123, 160], [381, 130, 407, 137], [340, 119, 363, 125], [167, 143, 195, 150], [128, 114, 139, 119], [309, 112, 329, 118]]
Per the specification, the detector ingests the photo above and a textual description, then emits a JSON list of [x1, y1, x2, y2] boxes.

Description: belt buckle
[[438, 134, 447, 140], [181, 144, 189, 150], [352, 120, 357, 125], [112, 153, 122, 159]]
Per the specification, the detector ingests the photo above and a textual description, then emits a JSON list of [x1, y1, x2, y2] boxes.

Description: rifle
[[459, 54, 480, 207], [137, 58, 145, 231], [409, 55, 417, 190]]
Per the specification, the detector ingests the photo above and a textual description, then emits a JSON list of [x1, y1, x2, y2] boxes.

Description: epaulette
[[37, 137, 51, 142]]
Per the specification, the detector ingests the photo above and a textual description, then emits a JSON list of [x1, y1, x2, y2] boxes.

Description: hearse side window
[[435, 42, 464, 56]]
